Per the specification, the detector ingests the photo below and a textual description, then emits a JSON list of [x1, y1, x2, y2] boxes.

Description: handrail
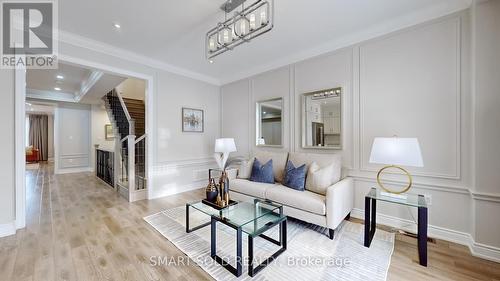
[[135, 134, 146, 144], [120, 136, 128, 143], [116, 91, 132, 122]]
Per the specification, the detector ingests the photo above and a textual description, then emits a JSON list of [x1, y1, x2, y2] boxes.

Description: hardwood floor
[[0, 163, 499, 281]]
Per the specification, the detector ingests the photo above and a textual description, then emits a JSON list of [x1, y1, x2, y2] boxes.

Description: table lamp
[[214, 138, 237, 170], [369, 137, 423, 195]]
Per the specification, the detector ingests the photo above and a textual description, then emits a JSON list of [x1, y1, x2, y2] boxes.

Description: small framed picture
[[105, 124, 114, 140], [182, 107, 204, 133]]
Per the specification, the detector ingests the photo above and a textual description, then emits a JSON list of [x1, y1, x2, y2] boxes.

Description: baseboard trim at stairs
[[351, 208, 500, 263], [0, 222, 16, 238]]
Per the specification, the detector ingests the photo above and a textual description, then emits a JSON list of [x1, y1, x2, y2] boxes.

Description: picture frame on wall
[[182, 107, 204, 133], [105, 124, 114, 140]]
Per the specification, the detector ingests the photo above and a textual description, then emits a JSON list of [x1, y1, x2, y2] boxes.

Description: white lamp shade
[[369, 137, 423, 167], [214, 138, 237, 153]]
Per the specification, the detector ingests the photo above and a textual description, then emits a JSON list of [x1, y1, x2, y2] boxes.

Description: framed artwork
[[182, 107, 204, 132], [105, 124, 114, 140]]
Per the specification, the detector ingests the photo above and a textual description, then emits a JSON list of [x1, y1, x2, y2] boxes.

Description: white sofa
[[228, 151, 354, 239]]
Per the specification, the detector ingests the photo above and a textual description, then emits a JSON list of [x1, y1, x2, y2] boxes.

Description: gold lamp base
[[376, 165, 413, 194]]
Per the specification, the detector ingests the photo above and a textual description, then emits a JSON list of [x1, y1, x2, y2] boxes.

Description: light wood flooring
[[0, 163, 499, 281]]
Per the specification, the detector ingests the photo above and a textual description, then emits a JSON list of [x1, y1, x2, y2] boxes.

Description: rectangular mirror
[[256, 98, 283, 147], [302, 88, 342, 149]]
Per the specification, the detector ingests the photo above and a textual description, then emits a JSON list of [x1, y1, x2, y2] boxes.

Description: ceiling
[[58, 0, 471, 84], [28, 63, 90, 94], [27, 62, 127, 104]]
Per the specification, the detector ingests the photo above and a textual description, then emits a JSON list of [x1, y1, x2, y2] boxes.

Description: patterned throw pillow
[[249, 158, 274, 184], [283, 160, 307, 191]]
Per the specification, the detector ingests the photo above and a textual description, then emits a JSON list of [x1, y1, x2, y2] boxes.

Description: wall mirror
[[256, 98, 283, 147], [302, 87, 342, 149]]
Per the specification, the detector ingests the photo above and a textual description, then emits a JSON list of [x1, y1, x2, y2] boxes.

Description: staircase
[[123, 98, 145, 136], [103, 89, 147, 202]]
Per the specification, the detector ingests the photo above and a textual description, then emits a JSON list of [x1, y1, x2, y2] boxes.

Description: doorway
[[15, 56, 155, 230]]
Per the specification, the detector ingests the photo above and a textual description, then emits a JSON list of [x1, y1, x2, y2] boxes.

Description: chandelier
[[206, 0, 274, 60]]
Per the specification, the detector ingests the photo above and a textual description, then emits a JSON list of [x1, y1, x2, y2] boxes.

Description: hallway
[[0, 164, 210, 281]]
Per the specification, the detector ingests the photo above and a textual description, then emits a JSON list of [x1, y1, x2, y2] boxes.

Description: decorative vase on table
[[206, 178, 218, 203]]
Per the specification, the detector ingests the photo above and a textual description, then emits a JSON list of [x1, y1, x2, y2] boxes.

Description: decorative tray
[[202, 199, 238, 210]]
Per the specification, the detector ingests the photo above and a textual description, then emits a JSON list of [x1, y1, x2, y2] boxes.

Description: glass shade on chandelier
[[206, 0, 274, 60]]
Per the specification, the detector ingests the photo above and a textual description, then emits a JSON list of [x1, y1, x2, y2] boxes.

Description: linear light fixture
[[206, 0, 274, 60], [310, 87, 342, 100]]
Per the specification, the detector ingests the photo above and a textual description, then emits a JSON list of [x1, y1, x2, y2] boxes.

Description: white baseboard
[[351, 208, 500, 263], [130, 189, 148, 202], [55, 166, 92, 175], [0, 222, 16, 238]]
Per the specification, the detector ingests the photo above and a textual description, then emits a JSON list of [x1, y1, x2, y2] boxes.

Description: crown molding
[[74, 70, 103, 102], [27, 88, 76, 103], [219, 0, 472, 85], [58, 30, 221, 86]]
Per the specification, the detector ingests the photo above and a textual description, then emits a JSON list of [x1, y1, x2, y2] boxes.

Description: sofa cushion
[[283, 160, 307, 191], [230, 179, 273, 199], [237, 159, 254, 179], [265, 185, 326, 215], [288, 152, 341, 189], [305, 162, 335, 195], [249, 158, 274, 184], [253, 150, 288, 183]]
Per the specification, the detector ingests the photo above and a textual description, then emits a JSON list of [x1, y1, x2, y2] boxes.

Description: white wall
[[90, 103, 114, 171], [472, 0, 500, 254], [221, 10, 500, 262], [0, 67, 14, 227], [55, 103, 91, 174]]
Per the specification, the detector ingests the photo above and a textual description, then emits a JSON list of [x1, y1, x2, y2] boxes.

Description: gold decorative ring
[[376, 165, 412, 194]]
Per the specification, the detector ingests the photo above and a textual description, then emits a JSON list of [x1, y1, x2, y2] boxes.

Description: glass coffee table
[[186, 199, 287, 277]]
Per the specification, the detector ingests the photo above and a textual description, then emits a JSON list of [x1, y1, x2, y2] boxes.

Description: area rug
[[144, 207, 394, 281]]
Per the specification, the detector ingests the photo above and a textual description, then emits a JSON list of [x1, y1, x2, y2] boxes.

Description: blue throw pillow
[[249, 158, 274, 184], [283, 160, 306, 191]]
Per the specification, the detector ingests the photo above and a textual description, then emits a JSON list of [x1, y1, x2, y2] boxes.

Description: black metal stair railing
[[105, 89, 147, 191]]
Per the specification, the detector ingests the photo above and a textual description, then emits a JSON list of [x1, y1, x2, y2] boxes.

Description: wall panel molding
[[471, 191, 500, 203], [156, 157, 216, 169], [358, 17, 462, 180], [351, 174, 470, 195]]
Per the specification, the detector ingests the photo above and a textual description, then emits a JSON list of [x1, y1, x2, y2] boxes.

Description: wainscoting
[[150, 157, 218, 199]]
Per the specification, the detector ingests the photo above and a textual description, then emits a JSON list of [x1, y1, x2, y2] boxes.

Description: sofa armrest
[[326, 177, 354, 229]]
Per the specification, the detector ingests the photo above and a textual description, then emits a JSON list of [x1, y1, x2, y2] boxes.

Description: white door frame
[[15, 54, 26, 230], [15, 53, 156, 230]]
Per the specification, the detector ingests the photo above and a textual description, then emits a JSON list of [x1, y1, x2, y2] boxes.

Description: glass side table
[[364, 188, 428, 266]]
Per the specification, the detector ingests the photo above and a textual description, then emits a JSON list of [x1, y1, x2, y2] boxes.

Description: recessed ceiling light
[[113, 23, 121, 29], [209, 60, 214, 64], [54, 87, 61, 91], [56, 75, 64, 79]]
